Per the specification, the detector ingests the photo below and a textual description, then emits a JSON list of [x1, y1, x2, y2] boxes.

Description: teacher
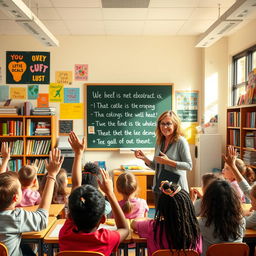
[[134, 110, 192, 205]]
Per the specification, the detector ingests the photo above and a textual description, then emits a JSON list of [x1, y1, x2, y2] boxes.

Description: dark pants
[[154, 192, 160, 209]]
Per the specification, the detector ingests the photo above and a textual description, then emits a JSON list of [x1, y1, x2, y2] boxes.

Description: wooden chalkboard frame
[[84, 83, 173, 150], [59, 120, 73, 136]]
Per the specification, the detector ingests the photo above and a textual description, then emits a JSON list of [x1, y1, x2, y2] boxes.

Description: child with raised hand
[[198, 179, 245, 256], [68, 131, 111, 215], [190, 173, 220, 216], [131, 181, 202, 256], [59, 168, 129, 255], [116, 172, 149, 219], [224, 145, 256, 229], [0, 142, 11, 173], [0, 148, 64, 256]]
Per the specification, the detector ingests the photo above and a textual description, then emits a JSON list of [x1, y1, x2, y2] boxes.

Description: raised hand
[[1, 142, 10, 160], [97, 168, 113, 196], [45, 148, 64, 177], [68, 131, 86, 155], [223, 145, 237, 167]]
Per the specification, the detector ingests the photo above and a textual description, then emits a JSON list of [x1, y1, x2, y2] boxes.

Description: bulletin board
[[85, 84, 173, 150]]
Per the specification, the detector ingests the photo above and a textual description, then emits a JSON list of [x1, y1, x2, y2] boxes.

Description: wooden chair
[[0, 243, 8, 256], [56, 251, 105, 256], [206, 243, 249, 256], [152, 249, 199, 256]]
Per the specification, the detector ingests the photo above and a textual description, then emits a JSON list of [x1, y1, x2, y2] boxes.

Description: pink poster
[[74, 64, 88, 81]]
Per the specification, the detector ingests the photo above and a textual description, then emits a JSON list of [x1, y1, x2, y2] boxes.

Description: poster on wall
[[64, 88, 80, 103], [6, 51, 50, 84], [28, 85, 39, 99], [0, 85, 9, 101], [55, 71, 72, 85], [175, 90, 198, 123], [49, 83, 64, 102], [10, 87, 26, 99], [74, 64, 88, 81]]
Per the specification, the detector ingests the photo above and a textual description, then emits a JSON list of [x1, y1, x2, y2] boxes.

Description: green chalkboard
[[85, 84, 173, 149]]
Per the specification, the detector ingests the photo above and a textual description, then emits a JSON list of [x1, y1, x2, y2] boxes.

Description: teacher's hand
[[155, 151, 169, 165], [134, 150, 146, 161]]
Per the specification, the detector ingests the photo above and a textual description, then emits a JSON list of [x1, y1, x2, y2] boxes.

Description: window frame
[[232, 45, 256, 106]]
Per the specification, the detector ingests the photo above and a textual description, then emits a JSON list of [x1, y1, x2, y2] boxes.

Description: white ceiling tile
[[42, 20, 70, 35], [30, 8, 61, 20], [0, 20, 28, 34], [197, 0, 236, 8], [0, 10, 10, 20], [147, 8, 194, 20], [65, 20, 105, 34], [57, 8, 103, 20], [23, 0, 53, 8], [149, 0, 198, 8], [51, 0, 101, 8], [102, 8, 148, 20], [105, 21, 144, 35], [143, 20, 185, 34], [177, 20, 215, 35], [189, 7, 220, 20]]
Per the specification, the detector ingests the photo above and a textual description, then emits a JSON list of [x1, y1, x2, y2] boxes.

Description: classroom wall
[[0, 35, 202, 186]]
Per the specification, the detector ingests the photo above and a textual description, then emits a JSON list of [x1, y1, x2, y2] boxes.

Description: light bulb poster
[[6, 51, 50, 84]]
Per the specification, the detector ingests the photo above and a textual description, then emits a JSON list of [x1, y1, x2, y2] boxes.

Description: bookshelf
[[0, 115, 57, 174], [227, 104, 256, 169]]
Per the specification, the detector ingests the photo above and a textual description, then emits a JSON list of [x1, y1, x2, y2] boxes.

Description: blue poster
[[64, 88, 80, 103], [0, 85, 9, 102], [28, 85, 39, 99]]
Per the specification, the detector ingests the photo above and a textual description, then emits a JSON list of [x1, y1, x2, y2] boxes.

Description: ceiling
[[0, 0, 255, 36]]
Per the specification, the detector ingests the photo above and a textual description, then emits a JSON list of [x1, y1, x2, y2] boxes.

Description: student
[[222, 157, 246, 203], [0, 148, 64, 256], [40, 168, 69, 204], [190, 173, 220, 216], [198, 179, 245, 256], [0, 142, 10, 174], [116, 172, 149, 219], [131, 181, 202, 256], [224, 145, 256, 229], [59, 132, 129, 254], [16, 165, 41, 207], [68, 132, 111, 215]]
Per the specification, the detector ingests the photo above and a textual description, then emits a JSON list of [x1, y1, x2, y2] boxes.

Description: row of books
[[26, 120, 51, 136], [26, 139, 51, 155], [245, 112, 256, 128], [20, 102, 33, 116], [245, 131, 256, 149], [0, 106, 18, 116], [26, 158, 46, 173], [243, 151, 256, 166], [0, 120, 23, 136], [32, 107, 56, 116], [8, 159, 22, 172], [6, 140, 24, 155], [227, 112, 240, 127], [229, 130, 240, 146]]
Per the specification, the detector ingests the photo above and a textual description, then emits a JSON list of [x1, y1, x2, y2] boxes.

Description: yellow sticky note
[[10, 87, 26, 99], [55, 71, 72, 85], [60, 103, 84, 119]]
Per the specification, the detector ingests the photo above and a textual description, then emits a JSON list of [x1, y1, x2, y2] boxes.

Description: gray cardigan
[[149, 136, 192, 192]]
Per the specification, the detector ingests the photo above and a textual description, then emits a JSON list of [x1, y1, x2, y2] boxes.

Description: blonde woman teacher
[[134, 110, 192, 206]]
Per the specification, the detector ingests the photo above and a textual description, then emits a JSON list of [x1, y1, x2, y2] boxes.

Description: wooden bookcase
[[0, 115, 57, 174], [113, 170, 155, 208], [227, 104, 256, 169]]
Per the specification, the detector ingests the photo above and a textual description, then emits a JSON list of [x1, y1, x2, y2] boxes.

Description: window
[[232, 45, 256, 106]]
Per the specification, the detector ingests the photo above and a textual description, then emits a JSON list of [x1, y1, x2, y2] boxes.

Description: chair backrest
[[56, 251, 105, 256], [206, 243, 249, 256], [0, 243, 8, 256], [152, 249, 199, 256]]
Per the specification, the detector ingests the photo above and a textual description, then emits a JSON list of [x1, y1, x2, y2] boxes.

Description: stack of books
[[0, 106, 18, 116], [34, 121, 50, 135], [245, 131, 256, 149], [32, 107, 56, 116], [243, 151, 256, 166]]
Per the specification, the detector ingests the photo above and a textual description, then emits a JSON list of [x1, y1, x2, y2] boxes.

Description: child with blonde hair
[[116, 172, 149, 219], [17, 165, 41, 207], [0, 149, 64, 255]]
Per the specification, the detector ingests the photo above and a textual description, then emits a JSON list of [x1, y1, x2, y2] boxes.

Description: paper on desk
[[98, 224, 117, 231], [49, 224, 64, 237]]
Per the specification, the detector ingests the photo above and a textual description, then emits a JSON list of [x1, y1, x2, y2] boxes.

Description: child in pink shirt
[[131, 181, 202, 256], [116, 172, 149, 219]]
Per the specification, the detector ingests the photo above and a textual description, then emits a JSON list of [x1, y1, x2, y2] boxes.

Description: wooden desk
[[20, 204, 65, 218], [44, 219, 132, 256], [22, 216, 56, 256]]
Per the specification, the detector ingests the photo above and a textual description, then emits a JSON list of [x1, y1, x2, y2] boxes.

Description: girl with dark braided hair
[[199, 179, 245, 256], [131, 181, 202, 256]]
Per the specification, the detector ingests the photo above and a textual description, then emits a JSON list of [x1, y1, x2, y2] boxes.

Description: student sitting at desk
[[59, 132, 129, 255], [131, 181, 202, 256], [0, 149, 64, 256]]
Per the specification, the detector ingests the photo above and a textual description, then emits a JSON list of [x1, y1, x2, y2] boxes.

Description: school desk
[[20, 204, 65, 218], [21, 216, 57, 256], [44, 218, 132, 256]]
